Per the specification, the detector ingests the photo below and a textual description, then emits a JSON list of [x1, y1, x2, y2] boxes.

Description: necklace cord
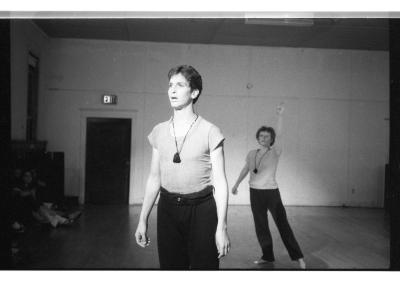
[[254, 148, 270, 172], [172, 115, 199, 156]]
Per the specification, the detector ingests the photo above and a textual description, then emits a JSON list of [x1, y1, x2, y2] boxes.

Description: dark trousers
[[157, 186, 219, 270], [250, 188, 303, 261]]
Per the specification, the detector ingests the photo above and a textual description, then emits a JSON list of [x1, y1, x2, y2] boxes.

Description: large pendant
[[253, 168, 258, 174], [173, 152, 181, 163]]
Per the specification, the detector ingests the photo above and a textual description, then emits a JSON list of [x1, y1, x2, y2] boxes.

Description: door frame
[[79, 108, 137, 204]]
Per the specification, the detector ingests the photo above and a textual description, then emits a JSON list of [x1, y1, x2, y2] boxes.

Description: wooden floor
[[17, 205, 389, 270]]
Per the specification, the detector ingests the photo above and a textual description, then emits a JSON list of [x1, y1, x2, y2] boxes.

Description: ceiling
[[32, 18, 389, 51]]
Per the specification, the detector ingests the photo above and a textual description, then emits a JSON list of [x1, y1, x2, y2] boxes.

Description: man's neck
[[173, 104, 197, 125]]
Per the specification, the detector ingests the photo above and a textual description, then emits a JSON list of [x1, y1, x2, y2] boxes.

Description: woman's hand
[[231, 184, 239, 195], [276, 102, 285, 115]]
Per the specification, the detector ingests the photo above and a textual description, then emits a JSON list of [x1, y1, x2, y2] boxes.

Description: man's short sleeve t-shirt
[[148, 116, 224, 194]]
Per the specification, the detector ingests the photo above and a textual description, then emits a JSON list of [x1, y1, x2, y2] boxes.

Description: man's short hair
[[256, 126, 276, 146], [168, 65, 203, 104]]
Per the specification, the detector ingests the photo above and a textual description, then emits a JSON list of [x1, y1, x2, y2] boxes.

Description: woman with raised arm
[[231, 103, 305, 269]]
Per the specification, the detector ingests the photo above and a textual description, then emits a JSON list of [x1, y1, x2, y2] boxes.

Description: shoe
[[61, 218, 75, 227], [298, 258, 306, 269], [254, 258, 274, 264], [68, 210, 82, 221], [12, 222, 25, 233]]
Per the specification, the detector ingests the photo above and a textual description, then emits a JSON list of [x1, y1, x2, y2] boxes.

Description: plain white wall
[[11, 23, 389, 207]]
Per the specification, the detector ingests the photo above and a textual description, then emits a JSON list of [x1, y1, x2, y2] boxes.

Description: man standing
[[135, 65, 230, 269], [231, 103, 305, 269]]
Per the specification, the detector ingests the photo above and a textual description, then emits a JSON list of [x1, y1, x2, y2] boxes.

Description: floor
[[16, 205, 390, 270]]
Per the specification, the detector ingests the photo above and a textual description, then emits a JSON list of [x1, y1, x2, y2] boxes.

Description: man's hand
[[231, 185, 239, 195], [215, 229, 231, 259], [135, 221, 150, 248], [276, 102, 285, 115]]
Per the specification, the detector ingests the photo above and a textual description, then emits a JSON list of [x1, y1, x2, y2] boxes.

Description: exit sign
[[102, 94, 118, 105]]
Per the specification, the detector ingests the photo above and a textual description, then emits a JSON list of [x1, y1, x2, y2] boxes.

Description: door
[[85, 118, 131, 204]]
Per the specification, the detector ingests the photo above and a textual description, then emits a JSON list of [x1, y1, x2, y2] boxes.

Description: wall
[[35, 38, 389, 207], [11, 20, 49, 140]]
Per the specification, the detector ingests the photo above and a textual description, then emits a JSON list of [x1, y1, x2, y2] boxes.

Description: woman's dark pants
[[250, 188, 303, 262]]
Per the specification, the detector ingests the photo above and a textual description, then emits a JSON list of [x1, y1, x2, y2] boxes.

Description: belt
[[160, 186, 214, 205]]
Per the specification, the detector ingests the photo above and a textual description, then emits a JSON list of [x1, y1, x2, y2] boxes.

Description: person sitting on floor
[[12, 170, 78, 228]]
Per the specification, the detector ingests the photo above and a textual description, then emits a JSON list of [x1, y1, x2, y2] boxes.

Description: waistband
[[160, 186, 214, 205], [250, 187, 279, 192]]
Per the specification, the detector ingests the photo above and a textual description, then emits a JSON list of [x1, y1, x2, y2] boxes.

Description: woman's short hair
[[256, 126, 276, 146], [168, 65, 203, 104]]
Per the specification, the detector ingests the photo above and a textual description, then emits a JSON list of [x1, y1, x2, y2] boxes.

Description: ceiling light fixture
[[244, 18, 314, 27]]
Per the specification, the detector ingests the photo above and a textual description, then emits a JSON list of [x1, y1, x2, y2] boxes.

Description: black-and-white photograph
[[1, 9, 400, 273]]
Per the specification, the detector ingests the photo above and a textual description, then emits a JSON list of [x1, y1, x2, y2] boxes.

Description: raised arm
[[274, 102, 285, 155], [211, 142, 231, 258], [231, 161, 250, 195], [135, 147, 161, 248]]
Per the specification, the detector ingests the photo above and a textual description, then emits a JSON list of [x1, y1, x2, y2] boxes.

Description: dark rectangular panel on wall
[[389, 19, 400, 270]]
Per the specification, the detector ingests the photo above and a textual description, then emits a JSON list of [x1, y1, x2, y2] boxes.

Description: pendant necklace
[[253, 148, 270, 174], [171, 114, 199, 163]]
